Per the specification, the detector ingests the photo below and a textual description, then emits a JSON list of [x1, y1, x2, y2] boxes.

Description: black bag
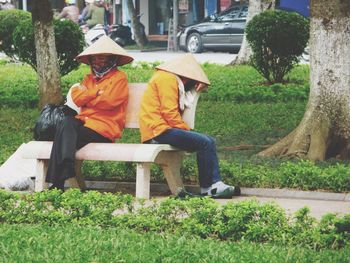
[[34, 104, 77, 141]]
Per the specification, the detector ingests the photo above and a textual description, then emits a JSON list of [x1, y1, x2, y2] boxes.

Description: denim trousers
[[150, 128, 222, 188]]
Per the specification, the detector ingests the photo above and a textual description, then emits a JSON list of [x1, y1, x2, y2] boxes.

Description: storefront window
[[148, 0, 206, 34], [178, 0, 204, 26], [148, 0, 246, 34], [220, 0, 231, 11], [149, 0, 172, 35]]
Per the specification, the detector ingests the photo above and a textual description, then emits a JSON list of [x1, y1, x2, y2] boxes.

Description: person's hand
[[78, 84, 88, 91], [195, 83, 208, 92], [72, 83, 87, 91]]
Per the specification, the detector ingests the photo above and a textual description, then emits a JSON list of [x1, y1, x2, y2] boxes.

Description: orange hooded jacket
[[71, 68, 128, 141], [139, 70, 190, 143]]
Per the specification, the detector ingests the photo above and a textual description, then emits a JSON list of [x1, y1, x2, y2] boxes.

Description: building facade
[[16, 0, 240, 36], [137, 0, 241, 37]]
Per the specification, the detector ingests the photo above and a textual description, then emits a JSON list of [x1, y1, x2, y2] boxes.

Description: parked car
[[178, 5, 248, 53]]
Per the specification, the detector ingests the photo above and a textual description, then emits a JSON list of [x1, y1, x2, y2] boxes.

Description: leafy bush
[[0, 189, 349, 250], [220, 159, 350, 193], [0, 63, 310, 108], [246, 10, 309, 83], [53, 19, 85, 75], [0, 9, 31, 60], [12, 19, 35, 68], [12, 18, 84, 76]]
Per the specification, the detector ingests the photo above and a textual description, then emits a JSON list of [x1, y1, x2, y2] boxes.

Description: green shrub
[[0, 63, 310, 108], [246, 10, 309, 83], [53, 19, 85, 75], [1, 190, 349, 250], [0, 9, 31, 60], [12, 19, 35, 68], [12, 18, 84, 76]]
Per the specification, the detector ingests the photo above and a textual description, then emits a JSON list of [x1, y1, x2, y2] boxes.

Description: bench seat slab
[[22, 141, 180, 162]]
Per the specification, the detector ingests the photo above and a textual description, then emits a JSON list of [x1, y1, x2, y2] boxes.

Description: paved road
[[125, 50, 309, 65], [88, 181, 350, 221], [127, 50, 236, 65], [0, 49, 236, 65], [1, 50, 307, 65]]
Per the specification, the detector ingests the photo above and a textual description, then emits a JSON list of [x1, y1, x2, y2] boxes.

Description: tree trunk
[[127, 0, 147, 48], [32, 0, 62, 109], [258, 0, 350, 161], [230, 0, 275, 65]]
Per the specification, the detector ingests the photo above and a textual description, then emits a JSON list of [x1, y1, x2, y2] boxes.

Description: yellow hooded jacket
[[139, 70, 190, 143]]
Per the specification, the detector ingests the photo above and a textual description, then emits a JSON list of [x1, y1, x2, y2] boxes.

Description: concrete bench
[[22, 83, 200, 199]]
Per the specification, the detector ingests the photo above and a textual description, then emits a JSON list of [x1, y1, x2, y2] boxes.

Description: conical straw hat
[[76, 35, 134, 66], [156, 53, 210, 85]]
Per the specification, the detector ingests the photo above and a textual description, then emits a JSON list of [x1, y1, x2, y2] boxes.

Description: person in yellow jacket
[[139, 54, 240, 198], [46, 35, 133, 191]]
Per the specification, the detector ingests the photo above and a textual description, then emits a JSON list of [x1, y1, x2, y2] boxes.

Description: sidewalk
[[83, 181, 350, 220], [1, 49, 306, 65], [126, 50, 236, 65], [221, 196, 350, 220]]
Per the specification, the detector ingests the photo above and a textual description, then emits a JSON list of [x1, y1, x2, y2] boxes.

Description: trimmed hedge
[[0, 189, 349, 250], [12, 18, 84, 76], [80, 158, 350, 193], [0, 62, 309, 108], [246, 10, 309, 83], [0, 9, 31, 59], [0, 9, 84, 76]]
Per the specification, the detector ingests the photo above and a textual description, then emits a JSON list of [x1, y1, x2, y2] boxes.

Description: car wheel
[[186, 33, 202, 53]]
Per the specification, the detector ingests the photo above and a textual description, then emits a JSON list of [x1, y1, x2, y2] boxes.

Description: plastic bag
[[33, 104, 77, 141]]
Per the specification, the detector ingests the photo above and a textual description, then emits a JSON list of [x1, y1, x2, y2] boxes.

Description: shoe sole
[[212, 186, 241, 199]]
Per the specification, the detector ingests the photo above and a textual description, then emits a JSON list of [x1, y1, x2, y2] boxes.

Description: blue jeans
[[148, 128, 222, 188]]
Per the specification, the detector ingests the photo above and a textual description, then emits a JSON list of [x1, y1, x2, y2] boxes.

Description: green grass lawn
[[2, 61, 350, 192], [0, 61, 349, 261], [0, 100, 306, 164], [1, 224, 349, 263], [1, 101, 350, 192]]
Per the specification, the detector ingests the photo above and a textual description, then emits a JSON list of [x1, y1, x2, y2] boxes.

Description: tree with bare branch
[[258, 0, 350, 161]]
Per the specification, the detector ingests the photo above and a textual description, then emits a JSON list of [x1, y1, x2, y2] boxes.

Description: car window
[[238, 6, 248, 18], [218, 6, 240, 21]]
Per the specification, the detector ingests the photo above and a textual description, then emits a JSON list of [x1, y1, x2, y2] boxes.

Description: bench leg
[[66, 161, 86, 190], [136, 163, 151, 199], [155, 152, 184, 195], [35, 160, 49, 192]]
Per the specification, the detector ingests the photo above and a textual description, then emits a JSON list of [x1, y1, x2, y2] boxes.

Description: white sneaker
[[201, 181, 241, 198]]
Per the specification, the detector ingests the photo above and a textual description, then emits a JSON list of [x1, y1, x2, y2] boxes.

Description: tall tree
[[126, 0, 147, 48], [32, 0, 62, 108], [230, 0, 275, 65], [258, 0, 350, 161]]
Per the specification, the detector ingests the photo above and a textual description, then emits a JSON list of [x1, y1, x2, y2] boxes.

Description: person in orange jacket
[[46, 35, 133, 191], [139, 54, 240, 198]]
